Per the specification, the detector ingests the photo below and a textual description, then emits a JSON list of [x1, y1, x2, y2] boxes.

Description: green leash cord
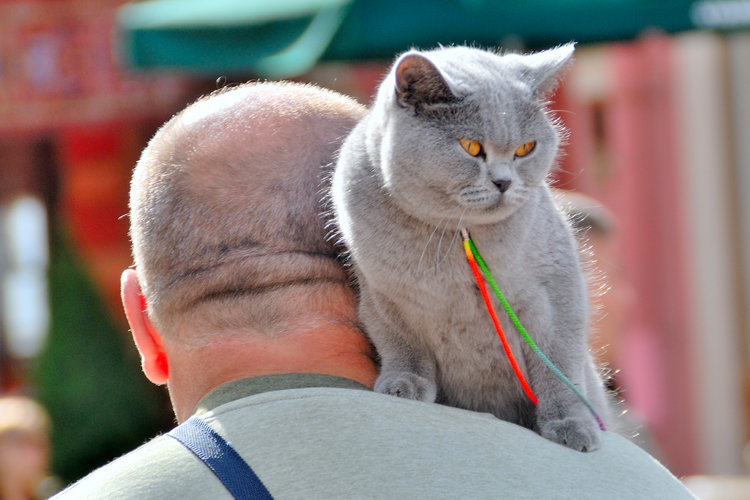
[[464, 233, 606, 431]]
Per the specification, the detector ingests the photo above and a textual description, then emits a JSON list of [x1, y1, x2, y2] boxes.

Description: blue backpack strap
[[167, 416, 274, 500]]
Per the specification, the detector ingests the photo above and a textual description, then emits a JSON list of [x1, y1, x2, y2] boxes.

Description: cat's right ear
[[522, 43, 576, 99], [394, 52, 456, 108]]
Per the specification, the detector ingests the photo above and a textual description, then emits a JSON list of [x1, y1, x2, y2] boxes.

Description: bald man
[[53, 82, 695, 499]]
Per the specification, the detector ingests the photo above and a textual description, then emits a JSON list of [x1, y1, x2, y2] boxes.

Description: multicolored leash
[[460, 228, 606, 432], [461, 230, 537, 404]]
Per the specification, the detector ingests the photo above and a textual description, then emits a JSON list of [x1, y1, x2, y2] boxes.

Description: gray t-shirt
[[54, 373, 696, 499]]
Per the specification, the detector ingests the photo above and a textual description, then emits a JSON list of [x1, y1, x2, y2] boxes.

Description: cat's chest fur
[[349, 172, 563, 422]]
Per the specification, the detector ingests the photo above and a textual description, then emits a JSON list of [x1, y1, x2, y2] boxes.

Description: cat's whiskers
[[436, 207, 470, 269], [422, 206, 458, 271], [435, 214, 452, 267]]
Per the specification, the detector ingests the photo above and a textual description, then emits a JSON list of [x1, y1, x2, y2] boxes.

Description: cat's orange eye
[[514, 141, 536, 158], [460, 139, 482, 157]]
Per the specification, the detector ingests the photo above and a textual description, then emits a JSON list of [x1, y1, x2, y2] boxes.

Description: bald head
[[130, 82, 366, 342]]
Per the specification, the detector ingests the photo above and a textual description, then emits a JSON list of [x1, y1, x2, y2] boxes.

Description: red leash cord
[[462, 238, 537, 405]]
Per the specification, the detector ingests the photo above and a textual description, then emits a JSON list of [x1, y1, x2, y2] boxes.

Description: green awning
[[117, 0, 737, 79], [117, 0, 353, 79]]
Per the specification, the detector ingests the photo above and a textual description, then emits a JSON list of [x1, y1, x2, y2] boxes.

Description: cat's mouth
[[454, 184, 525, 223], [456, 185, 505, 209]]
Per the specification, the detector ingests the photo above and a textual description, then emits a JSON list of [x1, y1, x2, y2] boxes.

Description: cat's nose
[[493, 179, 511, 193]]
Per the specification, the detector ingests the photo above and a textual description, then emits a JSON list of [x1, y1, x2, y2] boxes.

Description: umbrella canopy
[[117, 0, 738, 79]]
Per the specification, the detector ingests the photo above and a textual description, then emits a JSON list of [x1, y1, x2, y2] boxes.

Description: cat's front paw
[[374, 371, 437, 402], [539, 416, 601, 452]]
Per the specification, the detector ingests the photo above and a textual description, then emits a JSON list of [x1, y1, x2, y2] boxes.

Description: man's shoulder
[[204, 386, 696, 499], [52, 386, 696, 500], [52, 434, 228, 500]]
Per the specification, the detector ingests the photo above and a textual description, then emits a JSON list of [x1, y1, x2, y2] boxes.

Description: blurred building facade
[[553, 32, 750, 475], [0, 0, 190, 483], [0, 0, 188, 383]]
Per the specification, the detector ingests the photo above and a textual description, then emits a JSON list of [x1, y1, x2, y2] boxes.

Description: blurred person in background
[[0, 396, 61, 500], [556, 189, 664, 460]]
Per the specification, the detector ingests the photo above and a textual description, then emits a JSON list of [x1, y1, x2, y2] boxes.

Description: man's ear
[[121, 269, 169, 385]]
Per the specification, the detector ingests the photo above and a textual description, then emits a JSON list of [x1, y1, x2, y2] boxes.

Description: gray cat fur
[[331, 44, 611, 452]]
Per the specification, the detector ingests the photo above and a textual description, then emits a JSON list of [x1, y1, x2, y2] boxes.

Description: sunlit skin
[[0, 431, 49, 500], [121, 269, 379, 423], [121, 85, 379, 424]]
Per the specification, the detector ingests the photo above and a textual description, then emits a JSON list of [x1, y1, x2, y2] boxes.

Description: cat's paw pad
[[374, 371, 437, 402], [539, 416, 601, 452]]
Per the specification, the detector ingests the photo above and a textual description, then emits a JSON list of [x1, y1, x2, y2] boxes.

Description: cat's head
[[371, 44, 574, 225]]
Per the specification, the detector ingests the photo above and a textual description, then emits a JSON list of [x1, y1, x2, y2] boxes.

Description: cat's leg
[[582, 354, 619, 432], [361, 288, 438, 402], [374, 348, 438, 402], [533, 381, 603, 452], [518, 298, 604, 452]]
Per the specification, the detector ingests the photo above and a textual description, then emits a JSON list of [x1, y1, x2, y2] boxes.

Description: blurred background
[[0, 0, 749, 494]]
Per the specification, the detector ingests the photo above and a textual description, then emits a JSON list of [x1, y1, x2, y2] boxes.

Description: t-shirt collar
[[192, 373, 371, 415]]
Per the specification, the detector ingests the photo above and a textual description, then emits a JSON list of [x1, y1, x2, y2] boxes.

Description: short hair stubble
[[129, 82, 366, 342]]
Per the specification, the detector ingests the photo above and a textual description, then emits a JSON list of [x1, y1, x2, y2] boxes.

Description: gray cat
[[331, 44, 611, 452]]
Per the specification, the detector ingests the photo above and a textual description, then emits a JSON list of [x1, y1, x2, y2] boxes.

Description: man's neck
[[164, 324, 378, 422]]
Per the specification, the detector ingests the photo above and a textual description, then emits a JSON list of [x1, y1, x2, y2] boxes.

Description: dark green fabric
[[117, 0, 703, 77], [323, 0, 697, 60], [193, 373, 371, 415], [118, 0, 351, 78], [35, 232, 170, 484]]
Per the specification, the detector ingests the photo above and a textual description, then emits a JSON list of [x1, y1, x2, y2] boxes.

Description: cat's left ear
[[522, 43, 576, 98], [393, 51, 458, 108]]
